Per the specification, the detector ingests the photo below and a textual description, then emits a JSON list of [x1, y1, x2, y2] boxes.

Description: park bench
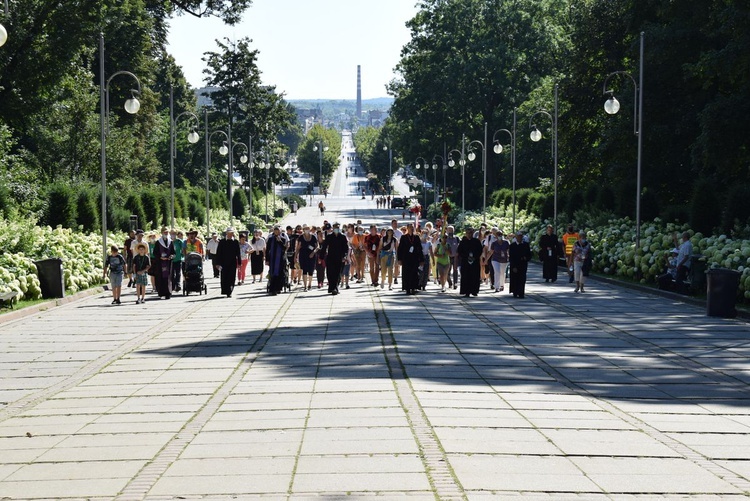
[[0, 291, 18, 310]]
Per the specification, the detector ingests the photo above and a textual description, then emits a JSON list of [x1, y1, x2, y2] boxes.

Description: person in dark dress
[[216, 227, 241, 297], [397, 223, 424, 295], [154, 227, 175, 299], [509, 231, 532, 298], [538, 224, 560, 283], [266, 225, 289, 295], [320, 222, 349, 295], [457, 227, 483, 297], [250, 230, 266, 281], [295, 224, 318, 292]]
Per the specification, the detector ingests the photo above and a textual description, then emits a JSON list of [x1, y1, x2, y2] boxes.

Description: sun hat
[[225, 227, 235, 233], [135, 242, 147, 250]]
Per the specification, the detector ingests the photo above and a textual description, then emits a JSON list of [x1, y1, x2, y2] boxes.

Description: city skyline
[[166, 0, 420, 100]]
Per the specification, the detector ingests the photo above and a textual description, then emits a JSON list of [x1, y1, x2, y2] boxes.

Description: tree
[[201, 37, 296, 198], [296, 125, 341, 188]]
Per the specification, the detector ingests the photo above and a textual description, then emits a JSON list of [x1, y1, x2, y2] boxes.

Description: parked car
[[391, 197, 407, 209]]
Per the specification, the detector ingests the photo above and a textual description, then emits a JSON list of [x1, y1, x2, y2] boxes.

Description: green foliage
[[45, 183, 77, 228], [124, 193, 146, 231], [282, 193, 307, 210], [189, 198, 205, 225], [690, 178, 721, 235], [76, 188, 100, 232], [232, 189, 248, 219], [141, 191, 160, 230], [722, 184, 750, 235], [296, 125, 342, 187]]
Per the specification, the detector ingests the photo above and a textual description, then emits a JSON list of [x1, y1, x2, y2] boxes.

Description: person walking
[[419, 229, 435, 290], [379, 228, 397, 290], [237, 233, 251, 285], [509, 231, 532, 298], [457, 227, 482, 297], [132, 242, 150, 304], [216, 227, 241, 298], [265, 225, 289, 296], [321, 222, 349, 295], [562, 225, 579, 284], [572, 231, 593, 293], [351, 226, 366, 283], [103, 245, 126, 305], [249, 229, 266, 284], [390, 219, 403, 285], [435, 233, 451, 292], [489, 229, 510, 292], [397, 224, 424, 295], [154, 227, 175, 299], [538, 224, 560, 283], [124, 230, 135, 288], [206, 232, 220, 278], [171, 230, 184, 292], [446, 225, 460, 290], [315, 228, 327, 289], [365, 224, 381, 286], [295, 224, 319, 291]]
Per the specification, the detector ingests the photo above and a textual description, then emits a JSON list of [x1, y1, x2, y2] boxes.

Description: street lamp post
[[231, 141, 248, 219], [206, 128, 229, 237], [0, 0, 10, 48], [99, 33, 141, 263], [312, 141, 329, 190], [247, 133, 254, 217], [413, 157, 428, 208], [491, 108, 517, 232], [467, 122, 489, 221], [169, 85, 200, 229], [529, 86, 559, 233], [383, 142, 393, 194], [447, 146, 466, 214], [603, 31, 645, 251], [432, 155, 446, 206]]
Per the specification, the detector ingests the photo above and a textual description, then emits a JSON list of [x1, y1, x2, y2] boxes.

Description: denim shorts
[[109, 272, 124, 288]]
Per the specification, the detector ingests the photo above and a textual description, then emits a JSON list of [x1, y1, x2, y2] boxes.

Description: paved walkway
[[0, 156, 749, 500]]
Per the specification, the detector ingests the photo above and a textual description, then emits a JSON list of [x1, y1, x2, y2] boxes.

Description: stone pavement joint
[[371, 290, 467, 501], [462, 294, 750, 495], [115, 292, 296, 500], [0, 300, 196, 424]]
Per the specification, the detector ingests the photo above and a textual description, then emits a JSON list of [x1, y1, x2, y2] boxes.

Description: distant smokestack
[[356, 65, 362, 120]]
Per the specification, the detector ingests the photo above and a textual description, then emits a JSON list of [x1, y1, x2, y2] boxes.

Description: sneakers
[[380, 283, 384, 289]]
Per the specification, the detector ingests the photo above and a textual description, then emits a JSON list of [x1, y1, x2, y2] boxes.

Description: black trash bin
[[274, 208, 284, 218], [689, 255, 707, 293], [706, 268, 740, 318], [34, 258, 65, 299]]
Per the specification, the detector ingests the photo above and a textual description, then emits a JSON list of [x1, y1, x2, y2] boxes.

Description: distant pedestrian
[[237, 233, 251, 285], [398, 224, 424, 295], [538, 224, 560, 283], [457, 227, 482, 297], [154, 227, 175, 299], [265, 225, 289, 296], [562, 225, 579, 284], [321, 222, 349, 295], [216, 227, 241, 298], [171, 230, 184, 292], [489, 229, 510, 292], [103, 245, 126, 305], [572, 231, 593, 293], [132, 242, 150, 304], [206, 232, 220, 278], [250, 230, 266, 283], [509, 231, 531, 298]]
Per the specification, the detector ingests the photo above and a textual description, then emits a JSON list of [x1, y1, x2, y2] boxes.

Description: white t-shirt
[[206, 238, 220, 254], [391, 228, 403, 243], [251, 237, 266, 253], [421, 240, 432, 256], [677, 239, 693, 268]]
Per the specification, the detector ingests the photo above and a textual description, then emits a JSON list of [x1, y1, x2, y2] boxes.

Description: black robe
[[266, 234, 288, 294], [321, 232, 349, 293], [397, 234, 424, 294], [154, 238, 174, 298], [538, 233, 560, 281], [216, 237, 241, 296], [457, 236, 483, 296], [509, 240, 532, 298]]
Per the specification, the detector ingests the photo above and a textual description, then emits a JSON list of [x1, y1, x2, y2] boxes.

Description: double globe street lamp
[[492, 108, 517, 232], [99, 33, 141, 263], [528, 84, 559, 233], [169, 85, 200, 229], [431, 155, 447, 207], [312, 141, 329, 190], [603, 31, 645, 251], [0, 0, 9, 48], [413, 157, 429, 208], [383, 141, 393, 194], [205, 129, 229, 236]]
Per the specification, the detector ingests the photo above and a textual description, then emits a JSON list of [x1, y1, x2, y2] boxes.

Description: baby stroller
[[183, 252, 207, 295]]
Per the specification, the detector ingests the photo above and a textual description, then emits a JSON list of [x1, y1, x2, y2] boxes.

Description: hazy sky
[[166, 0, 420, 100]]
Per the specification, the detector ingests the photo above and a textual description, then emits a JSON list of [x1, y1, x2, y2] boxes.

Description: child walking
[[103, 245, 126, 305], [132, 242, 151, 304]]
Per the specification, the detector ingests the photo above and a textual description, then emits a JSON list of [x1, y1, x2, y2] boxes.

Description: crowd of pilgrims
[[106, 220, 592, 304]]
